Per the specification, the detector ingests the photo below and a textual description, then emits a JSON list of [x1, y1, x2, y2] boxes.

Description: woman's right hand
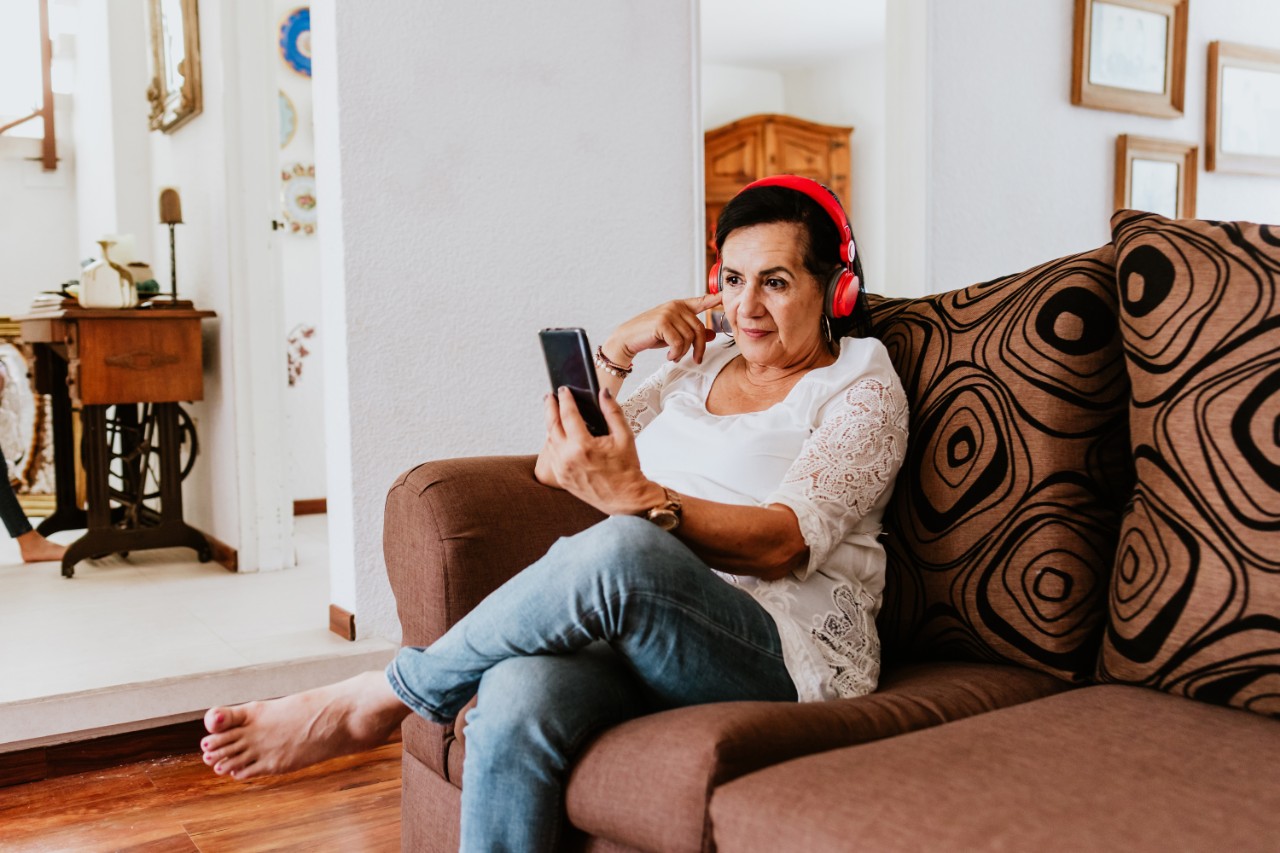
[[603, 292, 722, 366]]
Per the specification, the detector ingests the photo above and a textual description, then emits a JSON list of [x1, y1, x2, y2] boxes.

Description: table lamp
[[159, 187, 183, 304]]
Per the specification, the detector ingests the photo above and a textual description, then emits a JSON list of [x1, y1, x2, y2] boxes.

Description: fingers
[[556, 386, 592, 442], [543, 391, 565, 442], [611, 292, 725, 365], [599, 387, 630, 438], [686, 291, 723, 312], [681, 310, 710, 364]]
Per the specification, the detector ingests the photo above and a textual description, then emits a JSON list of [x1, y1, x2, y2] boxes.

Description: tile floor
[[0, 515, 396, 750]]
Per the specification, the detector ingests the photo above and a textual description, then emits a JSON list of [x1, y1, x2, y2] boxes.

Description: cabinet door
[[705, 127, 761, 202], [770, 122, 838, 184]]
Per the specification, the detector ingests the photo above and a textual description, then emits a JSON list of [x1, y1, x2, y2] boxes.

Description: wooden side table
[[17, 305, 217, 577]]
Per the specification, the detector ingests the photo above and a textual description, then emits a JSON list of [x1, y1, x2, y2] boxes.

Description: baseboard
[[203, 531, 238, 572], [0, 717, 207, 789], [294, 498, 327, 515], [329, 603, 356, 641]]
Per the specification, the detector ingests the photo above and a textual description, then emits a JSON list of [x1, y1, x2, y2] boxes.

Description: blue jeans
[[385, 515, 797, 852], [0, 454, 32, 539]]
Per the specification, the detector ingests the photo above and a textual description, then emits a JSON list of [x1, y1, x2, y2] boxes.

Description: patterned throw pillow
[[1098, 211, 1280, 716], [870, 245, 1132, 682]]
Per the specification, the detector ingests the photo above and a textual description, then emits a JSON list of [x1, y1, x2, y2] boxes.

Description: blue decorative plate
[[279, 7, 311, 77], [279, 90, 297, 148]]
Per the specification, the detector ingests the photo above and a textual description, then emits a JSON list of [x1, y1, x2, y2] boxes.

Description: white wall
[[701, 64, 785, 129], [783, 51, 887, 304], [0, 134, 78, 315], [317, 0, 701, 641], [922, 0, 1280, 294], [73, 0, 152, 270]]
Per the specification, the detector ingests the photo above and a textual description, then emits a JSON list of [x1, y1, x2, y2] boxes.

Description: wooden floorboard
[[0, 742, 402, 852]]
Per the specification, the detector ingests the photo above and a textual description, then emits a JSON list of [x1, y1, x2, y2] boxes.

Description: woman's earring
[[821, 314, 834, 346]]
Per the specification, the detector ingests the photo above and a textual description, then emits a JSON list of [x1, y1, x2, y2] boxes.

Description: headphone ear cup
[[707, 261, 721, 295], [824, 269, 858, 319]]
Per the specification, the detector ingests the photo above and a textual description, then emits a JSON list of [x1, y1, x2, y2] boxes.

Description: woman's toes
[[232, 759, 266, 781], [205, 704, 250, 733], [205, 707, 227, 733], [218, 751, 255, 777], [203, 741, 241, 766]]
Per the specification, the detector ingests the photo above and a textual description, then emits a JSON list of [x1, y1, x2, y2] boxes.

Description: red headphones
[[707, 175, 860, 319]]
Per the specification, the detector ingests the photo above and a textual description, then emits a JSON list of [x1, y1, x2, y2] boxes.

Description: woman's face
[[719, 221, 827, 369]]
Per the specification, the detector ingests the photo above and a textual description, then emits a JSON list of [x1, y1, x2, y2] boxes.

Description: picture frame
[[146, 0, 203, 133], [1072, 0, 1187, 118], [1206, 41, 1280, 176], [1114, 134, 1197, 219]]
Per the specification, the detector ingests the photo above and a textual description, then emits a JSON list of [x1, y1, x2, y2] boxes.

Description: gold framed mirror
[[146, 0, 203, 133]]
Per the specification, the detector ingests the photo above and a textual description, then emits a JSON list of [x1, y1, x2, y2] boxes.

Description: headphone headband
[[739, 175, 856, 266], [707, 174, 862, 320]]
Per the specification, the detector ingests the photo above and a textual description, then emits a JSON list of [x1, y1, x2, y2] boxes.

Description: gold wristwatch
[[643, 487, 683, 532]]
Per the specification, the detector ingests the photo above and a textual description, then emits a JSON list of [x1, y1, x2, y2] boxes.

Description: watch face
[[648, 508, 680, 531]]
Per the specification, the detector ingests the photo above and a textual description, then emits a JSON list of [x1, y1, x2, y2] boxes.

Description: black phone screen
[[539, 328, 609, 437]]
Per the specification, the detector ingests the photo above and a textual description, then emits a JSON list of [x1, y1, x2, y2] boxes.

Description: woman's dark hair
[[714, 185, 871, 340]]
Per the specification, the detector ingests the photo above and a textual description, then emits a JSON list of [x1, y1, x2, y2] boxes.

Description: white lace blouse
[[623, 335, 909, 701]]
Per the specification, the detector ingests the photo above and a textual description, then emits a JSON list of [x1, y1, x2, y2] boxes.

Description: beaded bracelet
[[594, 345, 633, 378]]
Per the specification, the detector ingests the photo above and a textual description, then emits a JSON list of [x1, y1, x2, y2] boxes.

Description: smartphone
[[539, 327, 609, 437]]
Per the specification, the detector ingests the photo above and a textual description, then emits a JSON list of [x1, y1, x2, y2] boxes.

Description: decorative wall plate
[[281, 162, 317, 234], [279, 7, 311, 78], [279, 90, 297, 148]]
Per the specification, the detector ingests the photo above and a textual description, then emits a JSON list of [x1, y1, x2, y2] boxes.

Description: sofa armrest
[[385, 455, 605, 782], [383, 454, 605, 649]]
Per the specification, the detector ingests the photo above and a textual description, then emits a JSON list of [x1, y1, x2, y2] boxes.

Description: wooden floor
[[0, 742, 402, 852]]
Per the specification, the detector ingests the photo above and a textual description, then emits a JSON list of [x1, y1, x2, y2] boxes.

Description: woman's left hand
[[539, 385, 664, 516]]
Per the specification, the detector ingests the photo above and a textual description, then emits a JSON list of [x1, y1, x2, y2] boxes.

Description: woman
[[199, 176, 908, 851]]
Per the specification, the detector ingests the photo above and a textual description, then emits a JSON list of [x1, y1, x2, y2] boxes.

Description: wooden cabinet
[[704, 113, 853, 274]]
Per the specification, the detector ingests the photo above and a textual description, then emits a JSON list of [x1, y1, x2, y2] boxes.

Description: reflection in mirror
[[147, 0, 202, 132]]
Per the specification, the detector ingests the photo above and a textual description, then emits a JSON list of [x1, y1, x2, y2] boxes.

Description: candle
[[159, 187, 183, 224]]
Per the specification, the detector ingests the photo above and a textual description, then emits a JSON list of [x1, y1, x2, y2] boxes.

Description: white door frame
[[221, 0, 293, 571]]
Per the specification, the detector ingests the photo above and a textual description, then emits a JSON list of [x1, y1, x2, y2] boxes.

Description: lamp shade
[[159, 187, 183, 224]]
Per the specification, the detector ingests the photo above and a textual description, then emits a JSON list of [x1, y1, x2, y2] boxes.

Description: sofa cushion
[[709, 684, 1280, 852], [870, 245, 1132, 681], [421, 660, 1070, 853], [1099, 211, 1280, 716]]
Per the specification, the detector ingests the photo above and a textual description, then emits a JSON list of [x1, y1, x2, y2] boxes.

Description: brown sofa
[[385, 210, 1280, 852]]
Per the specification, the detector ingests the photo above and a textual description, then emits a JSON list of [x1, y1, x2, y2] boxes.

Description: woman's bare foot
[[200, 670, 410, 780], [17, 531, 66, 564]]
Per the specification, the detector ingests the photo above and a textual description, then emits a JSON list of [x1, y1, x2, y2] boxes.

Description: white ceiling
[[700, 0, 886, 69]]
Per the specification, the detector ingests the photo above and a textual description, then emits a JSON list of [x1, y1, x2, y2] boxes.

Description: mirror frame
[[146, 0, 203, 133]]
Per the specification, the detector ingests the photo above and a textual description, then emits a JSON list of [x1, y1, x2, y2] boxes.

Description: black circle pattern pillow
[[1098, 210, 1280, 717], [870, 245, 1133, 682]]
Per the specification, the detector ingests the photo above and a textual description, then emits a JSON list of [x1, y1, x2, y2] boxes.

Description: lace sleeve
[[767, 377, 909, 580], [619, 367, 668, 436]]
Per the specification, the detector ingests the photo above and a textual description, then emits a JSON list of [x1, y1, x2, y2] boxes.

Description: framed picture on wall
[[1115, 135, 1197, 219], [1072, 0, 1187, 117], [1207, 41, 1280, 176]]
